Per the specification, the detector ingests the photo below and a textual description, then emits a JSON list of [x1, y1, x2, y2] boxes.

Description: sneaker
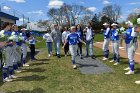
[[48, 54, 51, 57], [114, 62, 119, 66], [125, 70, 134, 75], [15, 69, 22, 73], [110, 60, 115, 63], [23, 64, 29, 67], [3, 77, 12, 82], [85, 55, 89, 58], [102, 57, 108, 61], [9, 75, 17, 79], [73, 65, 77, 69], [135, 80, 140, 84], [124, 67, 130, 71]]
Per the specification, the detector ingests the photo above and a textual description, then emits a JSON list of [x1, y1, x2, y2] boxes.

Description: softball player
[[20, 28, 29, 66], [110, 23, 120, 66], [102, 23, 111, 61], [124, 21, 138, 75], [62, 26, 85, 69], [0, 22, 15, 82]]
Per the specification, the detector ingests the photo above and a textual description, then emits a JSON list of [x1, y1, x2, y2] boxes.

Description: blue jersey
[[4, 30, 11, 36], [76, 30, 83, 40], [29, 37, 36, 45], [22, 32, 28, 41], [103, 27, 111, 39], [111, 29, 119, 41], [14, 31, 22, 46], [125, 27, 133, 44], [67, 33, 79, 45]]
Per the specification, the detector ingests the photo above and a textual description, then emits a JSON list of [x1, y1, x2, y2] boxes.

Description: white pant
[[21, 44, 27, 60], [112, 40, 119, 56], [127, 42, 138, 62], [69, 45, 78, 60], [103, 38, 110, 51], [13, 45, 22, 63], [3, 46, 14, 68]]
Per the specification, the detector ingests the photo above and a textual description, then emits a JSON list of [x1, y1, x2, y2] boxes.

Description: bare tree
[[102, 4, 121, 22]]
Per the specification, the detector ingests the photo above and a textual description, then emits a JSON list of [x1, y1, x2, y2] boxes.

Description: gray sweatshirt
[[51, 29, 61, 42]]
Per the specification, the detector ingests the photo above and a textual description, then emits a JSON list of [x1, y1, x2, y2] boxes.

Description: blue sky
[[1, 0, 140, 24]]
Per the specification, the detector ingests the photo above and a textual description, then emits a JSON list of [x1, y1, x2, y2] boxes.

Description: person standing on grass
[[62, 27, 70, 56], [0, 22, 16, 82], [26, 32, 37, 61], [123, 21, 138, 75], [62, 26, 86, 69], [110, 23, 120, 66], [43, 28, 53, 57], [102, 23, 111, 61], [76, 24, 84, 59], [85, 22, 95, 59], [51, 24, 61, 58]]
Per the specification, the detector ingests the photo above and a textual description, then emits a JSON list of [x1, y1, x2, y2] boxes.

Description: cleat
[[125, 70, 134, 75], [124, 67, 130, 71], [23, 64, 29, 67], [135, 80, 140, 84], [73, 65, 77, 69], [110, 60, 115, 63], [9, 75, 17, 79], [114, 62, 119, 66], [3, 77, 12, 82], [102, 57, 108, 61]]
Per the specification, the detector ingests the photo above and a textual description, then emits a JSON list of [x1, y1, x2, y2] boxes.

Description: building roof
[[0, 11, 19, 20]]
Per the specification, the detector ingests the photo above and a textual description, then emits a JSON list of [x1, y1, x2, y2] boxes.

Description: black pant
[[77, 42, 82, 55], [63, 43, 69, 55], [29, 44, 35, 60]]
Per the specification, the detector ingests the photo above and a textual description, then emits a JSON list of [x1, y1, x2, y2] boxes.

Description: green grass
[[0, 37, 140, 93], [94, 33, 104, 42]]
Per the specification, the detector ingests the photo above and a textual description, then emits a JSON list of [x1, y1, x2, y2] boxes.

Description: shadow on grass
[[22, 67, 46, 73], [14, 75, 47, 81], [76, 63, 99, 68], [0, 70, 4, 87], [134, 68, 140, 74], [30, 62, 49, 66], [7, 88, 45, 93]]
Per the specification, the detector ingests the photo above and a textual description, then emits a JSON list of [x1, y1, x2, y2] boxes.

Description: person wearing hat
[[62, 27, 70, 56], [20, 28, 29, 68], [102, 23, 111, 61], [51, 24, 61, 58], [110, 23, 120, 65], [62, 26, 86, 69], [123, 21, 137, 75], [43, 28, 53, 57]]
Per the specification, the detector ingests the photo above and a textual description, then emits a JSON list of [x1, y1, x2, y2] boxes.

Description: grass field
[[0, 34, 140, 93]]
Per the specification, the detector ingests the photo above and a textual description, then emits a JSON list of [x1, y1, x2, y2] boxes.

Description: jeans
[[54, 40, 60, 55], [46, 42, 52, 54], [86, 39, 93, 56]]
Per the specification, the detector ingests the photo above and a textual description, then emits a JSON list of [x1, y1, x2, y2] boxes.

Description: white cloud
[[48, 0, 64, 8], [27, 10, 44, 16], [129, 2, 140, 5], [87, 7, 97, 12], [103, 0, 110, 5], [18, 18, 28, 22], [8, 0, 26, 3], [3, 6, 11, 11], [133, 8, 140, 14]]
